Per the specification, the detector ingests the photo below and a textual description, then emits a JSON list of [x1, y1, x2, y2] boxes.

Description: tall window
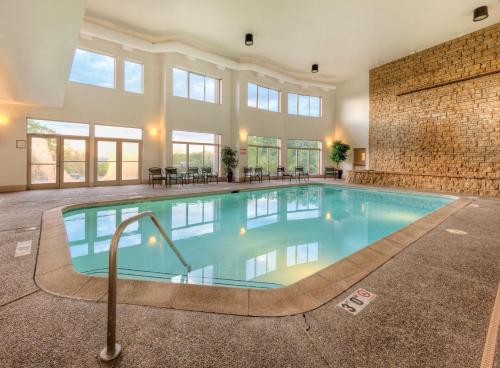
[[247, 83, 280, 112], [69, 48, 115, 88], [172, 68, 221, 104], [247, 136, 281, 173], [124, 60, 144, 93], [172, 130, 221, 172], [287, 139, 321, 175], [288, 93, 321, 117]]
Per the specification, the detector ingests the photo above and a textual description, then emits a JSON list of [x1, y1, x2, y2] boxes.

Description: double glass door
[[95, 139, 141, 185], [28, 135, 89, 189]]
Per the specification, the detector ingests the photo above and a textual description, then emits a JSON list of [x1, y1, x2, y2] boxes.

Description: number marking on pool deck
[[338, 288, 377, 315], [15, 240, 32, 257]]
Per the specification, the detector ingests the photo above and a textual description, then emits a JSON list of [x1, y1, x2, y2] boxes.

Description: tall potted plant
[[329, 140, 351, 179], [221, 146, 239, 182]]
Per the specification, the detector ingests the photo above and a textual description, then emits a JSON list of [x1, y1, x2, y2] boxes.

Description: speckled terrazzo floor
[[0, 180, 498, 368]]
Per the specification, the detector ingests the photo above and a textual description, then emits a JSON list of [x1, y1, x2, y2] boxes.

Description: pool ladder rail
[[99, 210, 191, 362]]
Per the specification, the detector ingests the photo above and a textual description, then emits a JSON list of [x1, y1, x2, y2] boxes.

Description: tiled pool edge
[[34, 188, 471, 317]]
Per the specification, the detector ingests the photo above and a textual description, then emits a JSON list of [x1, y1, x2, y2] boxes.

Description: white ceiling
[[85, 0, 500, 84], [0, 0, 85, 106]]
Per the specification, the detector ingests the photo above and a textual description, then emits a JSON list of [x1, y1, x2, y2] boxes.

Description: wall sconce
[[0, 114, 9, 126], [239, 129, 248, 143], [148, 127, 159, 137]]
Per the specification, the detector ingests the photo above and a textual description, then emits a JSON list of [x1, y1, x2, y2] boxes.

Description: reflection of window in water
[[69, 206, 142, 257], [286, 188, 321, 220], [65, 213, 86, 242], [247, 192, 278, 229], [93, 233, 142, 254], [287, 242, 319, 266], [172, 265, 213, 285], [97, 209, 116, 237], [70, 243, 88, 258], [121, 207, 139, 233], [171, 200, 216, 240], [246, 251, 277, 280]]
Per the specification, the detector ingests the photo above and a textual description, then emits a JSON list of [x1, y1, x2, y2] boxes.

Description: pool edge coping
[[34, 183, 471, 317]]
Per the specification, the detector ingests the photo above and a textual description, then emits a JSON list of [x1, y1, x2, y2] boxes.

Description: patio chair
[[324, 167, 338, 179], [186, 167, 201, 185], [254, 167, 271, 183], [148, 167, 165, 188], [295, 166, 310, 182], [165, 167, 184, 186], [243, 167, 255, 183], [202, 167, 219, 184], [277, 167, 293, 182]]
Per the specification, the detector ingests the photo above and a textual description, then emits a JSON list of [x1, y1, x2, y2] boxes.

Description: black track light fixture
[[245, 33, 253, 46], [311, 64, 319, 73], [473, 6, 488, 22]]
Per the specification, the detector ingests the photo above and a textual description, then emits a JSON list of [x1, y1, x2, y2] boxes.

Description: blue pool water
[[63, 185, 452, 288]]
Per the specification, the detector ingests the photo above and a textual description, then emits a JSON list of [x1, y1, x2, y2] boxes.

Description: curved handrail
[[100, 210, 190, 361]]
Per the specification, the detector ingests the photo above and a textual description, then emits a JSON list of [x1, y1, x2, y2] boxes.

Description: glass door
[[28, 135, 59, 189], [95, 140, 141, 185], [28, 135, 89, 189], [96, 140, 118, 185], [121, 141, 140, 184], [61, 138, 88, 188]]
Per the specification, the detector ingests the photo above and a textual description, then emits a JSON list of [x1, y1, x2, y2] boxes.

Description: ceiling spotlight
[[473, 6, 488, 22], [245, 33, 253, 46], [311, 64, 319, 73]]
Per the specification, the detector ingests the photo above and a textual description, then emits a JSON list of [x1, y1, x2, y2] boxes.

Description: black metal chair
[[254, 167, 270, 183], [324, 167, 338, 179], [277, 167, 293, 182], [295, 166, 310, 182], [202, 167, 219, 184], [148, 167, 165, 188], [165, 167, 184, 186], [186, 167, 201, 185], [243, 167, 255, 183]]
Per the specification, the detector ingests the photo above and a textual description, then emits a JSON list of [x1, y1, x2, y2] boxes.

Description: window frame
[[247, 82, 281, 113], [287, 93, 322, 118], [172, 67, 222, 104], [69, 47, 117, 89], [286, 139, 322, 175], [124, 59, 144, 94], [171, 130, 222, 173], [247, 135, 282, 173], [94, 124, 143, 140]]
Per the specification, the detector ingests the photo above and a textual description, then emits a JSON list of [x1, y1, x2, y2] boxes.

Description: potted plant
[[329, 140, 351, 179], [221, 146, 239, 182]]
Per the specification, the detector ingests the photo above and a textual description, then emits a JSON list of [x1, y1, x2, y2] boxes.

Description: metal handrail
[[99, 210, 190, 361]]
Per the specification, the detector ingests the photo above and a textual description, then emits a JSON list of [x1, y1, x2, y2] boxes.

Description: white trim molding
[[80, 21, 336, 91]]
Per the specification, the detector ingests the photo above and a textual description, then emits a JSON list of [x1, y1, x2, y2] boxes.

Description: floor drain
[[446, 229, 468, 235]]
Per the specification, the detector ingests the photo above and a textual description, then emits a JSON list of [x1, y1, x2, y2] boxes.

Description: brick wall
[[351, 24, 499, 196]]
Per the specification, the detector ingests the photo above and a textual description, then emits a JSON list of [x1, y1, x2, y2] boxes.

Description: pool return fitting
[[99, 210, 191, 362]]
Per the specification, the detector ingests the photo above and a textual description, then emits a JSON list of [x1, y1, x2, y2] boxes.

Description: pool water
[[63, 185, 452, 288]]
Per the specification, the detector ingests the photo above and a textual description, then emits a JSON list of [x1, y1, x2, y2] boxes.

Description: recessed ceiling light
[[311, 64, 319, 73], [473, 6, 488, 22], [245, 33, 253, 46]]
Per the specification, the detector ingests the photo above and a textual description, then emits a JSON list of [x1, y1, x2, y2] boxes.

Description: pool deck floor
[[0, 179, 498, 367]]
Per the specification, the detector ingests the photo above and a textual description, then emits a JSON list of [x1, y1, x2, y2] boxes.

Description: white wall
[[159, 56, 335, 180], [0, 36, 162, 188], [334, 70, 369, 173], [161, 53, 233, 168], [0, 34, 337, 190]]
